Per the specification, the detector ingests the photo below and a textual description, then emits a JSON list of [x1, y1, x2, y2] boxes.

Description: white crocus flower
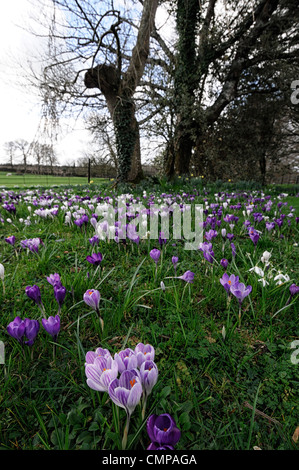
[[258, 278, 269, 287], [0, 263, 4, 281], [274, 272, 290, 285], [249, 266, 265, 277], [261, 251, 271, 264]]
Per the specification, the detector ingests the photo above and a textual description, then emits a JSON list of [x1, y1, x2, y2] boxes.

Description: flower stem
[[122, 413, 131, 450]]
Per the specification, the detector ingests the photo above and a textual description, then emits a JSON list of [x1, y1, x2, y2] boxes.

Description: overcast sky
[[0, 0, 177, 168]]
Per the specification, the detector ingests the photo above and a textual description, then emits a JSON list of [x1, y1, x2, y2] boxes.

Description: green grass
[[0, 180, 298, 451], [0, 171, 110, 188]]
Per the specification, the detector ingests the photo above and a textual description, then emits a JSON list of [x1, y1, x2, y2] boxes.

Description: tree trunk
[[113, 96, 143, 182], [174, 122, 193, 175], [85, 65, 143, 183]]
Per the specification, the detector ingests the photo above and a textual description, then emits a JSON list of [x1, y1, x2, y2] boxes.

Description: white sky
[[0, 0, 175, 167]]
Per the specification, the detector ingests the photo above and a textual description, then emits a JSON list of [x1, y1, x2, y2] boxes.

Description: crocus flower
[[150, 248, 161, 264], [86, 252, 103, 266], [54, 285, 66, 309], [177, 270, 195, 283], [230, 282, 252, 305], [108, 369, 143, 416], [198, 242, 214, 264], [139, 360, 158, 397], [47, 273, 62, 287], [204, 229, 217, 242], [265, 221, 275, 231], [158, 231, 167, 246], [25, 285, 42, 305], [83, 289, 100, 312], [7, 317, 39, 347], [85, 355, 118, 392], [20, 238, 42, 253], [7, 316, 26, 344], [220, 258, 229, 270], [23, 318, 40, 346], [289, 284, 299, 297], [114, 348, 138, 373], [220, 273, 239, 294], [85, 348, 111, 364], [261, 251, 271, 265], [286, 283, 299, 305], [249, 228, 260, 246], [89, 235, 99, 246], [42, 315, 60, 341], [146, 414, 181, 449], [5, 235, 16, 246], [134, 342, 155, 367]]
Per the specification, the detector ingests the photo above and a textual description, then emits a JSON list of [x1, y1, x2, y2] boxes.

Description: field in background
[[0, 172, 109, 188]]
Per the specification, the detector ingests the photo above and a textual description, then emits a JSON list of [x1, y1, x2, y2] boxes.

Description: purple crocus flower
[[286, 283, 299, 305], [47, 273, 62, 287], [146, 414, 181, 449], [139, 360, 158, 397], [23, 318, 40, 346], [134, 343, 155, 367], [114, 348, 138, 373], [83, 289, 101, 313], [42, 315, 60, 341], [150, 248, 161, 264], [54, 285, 66, 309], [89, 236, 99, 246], [177, 270, 195, 283], [230, 282, 252, 305], [204, 229, 217, 242], [85, 355, 118, 392], [265, 222, 275, 231], [86, 252, 103, 266], [7, 317, 40, 347], [220, 273, 239, 294], [199, 242, 214, 263], [5, 235, 16, 246], [289, 284, 299, 297], [226, 233, 234, 242], [25, 285, 42, 305], [85, 348, 111, 364], [220, 258, 229, 270], [158, 231, 167, 246], [7, 316, 26, 344], [21, 238, 42, 253], [249, 228, 260, 246], [108, 369, 143, 416]]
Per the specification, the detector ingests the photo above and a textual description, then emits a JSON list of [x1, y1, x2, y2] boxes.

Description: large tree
[[30, 0, 160, 183], [163, 0, 299, 177]]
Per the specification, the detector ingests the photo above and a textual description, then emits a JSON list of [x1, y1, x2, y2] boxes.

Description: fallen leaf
[[292, 426, 299, 443]]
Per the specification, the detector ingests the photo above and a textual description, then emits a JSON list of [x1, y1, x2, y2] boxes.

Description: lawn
[[0, 178, 298, 451], [0, 171, 109, 188]]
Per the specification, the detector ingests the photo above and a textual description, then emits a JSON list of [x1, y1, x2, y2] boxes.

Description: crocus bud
[[42, 315, 60, 341], [25, 285, 42, 305]]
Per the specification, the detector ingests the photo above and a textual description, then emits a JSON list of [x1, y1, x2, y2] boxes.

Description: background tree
[[162, 0, 299, 178], [29, 0, 162, 183], [3, 141, 17, 169]]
